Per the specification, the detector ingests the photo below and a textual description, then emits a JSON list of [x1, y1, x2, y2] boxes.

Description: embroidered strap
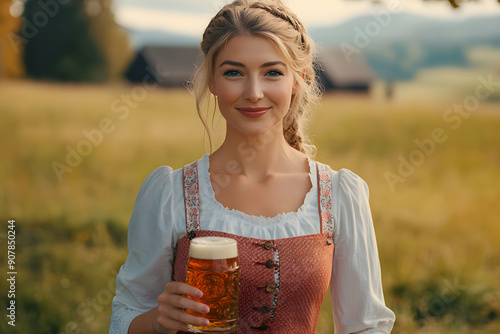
[[183, 161, 201, 234], [316, 162, 334, 235], [183, 160, 334, 236]]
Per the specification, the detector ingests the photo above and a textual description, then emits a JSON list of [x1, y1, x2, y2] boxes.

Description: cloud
[[287, 0, 372, 26], [114, 0, 500, 36], [115, 6, 213, 36]]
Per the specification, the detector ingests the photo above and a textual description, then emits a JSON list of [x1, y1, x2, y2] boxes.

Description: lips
[[237, 107, 270, 118]]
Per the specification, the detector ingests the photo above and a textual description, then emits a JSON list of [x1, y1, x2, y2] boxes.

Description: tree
[[88, 0, 133, 81], [441, 0, 499, 9], [21, 0, 107, 82], [20, 0, 131, 82], [0, 0, 24, 78]]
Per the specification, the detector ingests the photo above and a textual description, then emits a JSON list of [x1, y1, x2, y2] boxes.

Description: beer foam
[[189, 237, 238, 260]]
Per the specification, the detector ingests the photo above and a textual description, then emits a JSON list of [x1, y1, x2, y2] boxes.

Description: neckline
[[200, 153, 317, 225]]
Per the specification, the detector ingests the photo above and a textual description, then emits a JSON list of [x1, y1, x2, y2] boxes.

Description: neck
[[210, 124, 307, 180]]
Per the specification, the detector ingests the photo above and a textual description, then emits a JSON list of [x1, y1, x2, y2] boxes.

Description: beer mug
[[186, 237, 239, 332]]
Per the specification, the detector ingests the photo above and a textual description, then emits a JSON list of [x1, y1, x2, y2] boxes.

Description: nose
[[243, 75, 264, 102]]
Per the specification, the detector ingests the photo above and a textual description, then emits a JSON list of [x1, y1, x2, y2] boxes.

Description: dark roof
[[315, 47, 374, 91], [125, 46, 202, 87], [125, 45, 374, 91]]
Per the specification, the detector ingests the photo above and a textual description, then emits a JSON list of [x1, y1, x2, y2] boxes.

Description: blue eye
[[224, 70, 241, 77], [267, 70, 283, 77]]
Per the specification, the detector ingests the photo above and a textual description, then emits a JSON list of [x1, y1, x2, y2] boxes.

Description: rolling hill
[[123, 13, 500, 80]]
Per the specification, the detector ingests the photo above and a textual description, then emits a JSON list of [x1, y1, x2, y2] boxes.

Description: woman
[[110, 0, 395, 333]]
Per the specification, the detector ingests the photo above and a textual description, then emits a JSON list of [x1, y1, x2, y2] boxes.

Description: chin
[[237, 122, 282, 137]]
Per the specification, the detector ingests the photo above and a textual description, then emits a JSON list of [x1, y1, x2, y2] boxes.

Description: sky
[[113, 0, 500, 37]]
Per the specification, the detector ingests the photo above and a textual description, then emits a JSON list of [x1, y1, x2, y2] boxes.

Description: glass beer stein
[[186, 237, 239, 332]]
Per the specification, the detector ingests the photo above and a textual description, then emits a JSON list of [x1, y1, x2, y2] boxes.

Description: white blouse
[[110, 154, 395, 333]]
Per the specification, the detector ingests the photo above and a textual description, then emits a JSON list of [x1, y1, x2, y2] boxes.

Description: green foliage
[[22, 0, 107, 82], [0, 0, 24, 77], [392, 279, 499, 328], [20, 0, 131, 82], [88, 0, 133, 80]]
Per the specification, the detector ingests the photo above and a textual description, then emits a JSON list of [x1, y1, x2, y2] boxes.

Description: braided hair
[[191, 0, 321, 156]]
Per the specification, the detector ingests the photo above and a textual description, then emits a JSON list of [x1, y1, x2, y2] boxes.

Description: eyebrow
[[219, 60, 286, 68]]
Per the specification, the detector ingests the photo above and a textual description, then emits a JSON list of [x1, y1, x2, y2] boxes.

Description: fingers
[[159, 292, 209, 315], [157, 304, 210, 331], [155, 281, 210, 333], [164, 281, 203, 299], [161, 282, 210, 314]]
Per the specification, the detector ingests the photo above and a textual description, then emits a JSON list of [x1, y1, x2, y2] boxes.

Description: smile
[[237, 107, 270, 118]]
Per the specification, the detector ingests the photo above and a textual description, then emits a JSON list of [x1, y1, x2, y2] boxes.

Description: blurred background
[[1, 0, 500, 333]]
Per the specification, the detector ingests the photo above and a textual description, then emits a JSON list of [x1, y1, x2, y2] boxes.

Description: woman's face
[[210, 34, 298, 137]]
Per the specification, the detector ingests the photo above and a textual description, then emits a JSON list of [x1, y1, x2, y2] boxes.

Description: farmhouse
[[125, 45, 374, 92], [314, 47, 374, 92], [125, 46, 202, 87]]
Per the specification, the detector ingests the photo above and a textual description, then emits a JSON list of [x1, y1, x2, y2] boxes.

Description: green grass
[[1, 79, 499, 333]]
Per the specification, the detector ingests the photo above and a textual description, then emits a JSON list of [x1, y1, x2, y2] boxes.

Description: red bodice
[[173, 160, 335, 333]]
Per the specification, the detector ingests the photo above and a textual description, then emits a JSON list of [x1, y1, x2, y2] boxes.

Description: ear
[[209, 77, 216, 96], [292, 76, 299, 95]]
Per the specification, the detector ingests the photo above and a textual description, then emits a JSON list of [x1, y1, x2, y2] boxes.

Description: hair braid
[[249, 3, 298, 30], [249, 2, 306, 45], [283, 116, 303, 152]]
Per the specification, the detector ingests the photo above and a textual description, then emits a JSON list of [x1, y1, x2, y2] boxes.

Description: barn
[[125, 46, 202, 87], [314, 47, 374, 92], [125, 45, 374, 92]]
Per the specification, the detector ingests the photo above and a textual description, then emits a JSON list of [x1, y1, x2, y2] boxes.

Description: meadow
[[0, 77, 499, 333]]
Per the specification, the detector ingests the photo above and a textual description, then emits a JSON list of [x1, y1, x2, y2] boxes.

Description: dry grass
[[1, 79, 499, 333]]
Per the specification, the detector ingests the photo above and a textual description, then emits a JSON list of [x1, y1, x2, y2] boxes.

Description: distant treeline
[[310, 13, 500, 81], [364, 38, 500, 81], [3, 0, 132, 82]]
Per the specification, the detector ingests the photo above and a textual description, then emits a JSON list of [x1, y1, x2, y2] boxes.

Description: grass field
[[1, 78, 499, 333]]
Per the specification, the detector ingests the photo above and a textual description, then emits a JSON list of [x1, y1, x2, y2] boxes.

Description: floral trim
[[316, 162, 334, 235], [183, 161, 201, 233], [271, 248, 280, 319]]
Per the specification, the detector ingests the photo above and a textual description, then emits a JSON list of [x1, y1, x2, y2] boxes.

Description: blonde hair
[[191, 0, 321, 157]]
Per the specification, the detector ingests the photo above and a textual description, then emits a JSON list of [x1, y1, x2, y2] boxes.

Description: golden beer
[[186, 237, 239, 333]]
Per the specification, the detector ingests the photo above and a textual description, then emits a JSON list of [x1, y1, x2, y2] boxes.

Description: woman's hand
[[153, 281, 210, 333]]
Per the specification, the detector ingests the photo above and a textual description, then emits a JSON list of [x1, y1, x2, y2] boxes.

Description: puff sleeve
[[110, 166, 176, 334], [330, 169, 395, 333]]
